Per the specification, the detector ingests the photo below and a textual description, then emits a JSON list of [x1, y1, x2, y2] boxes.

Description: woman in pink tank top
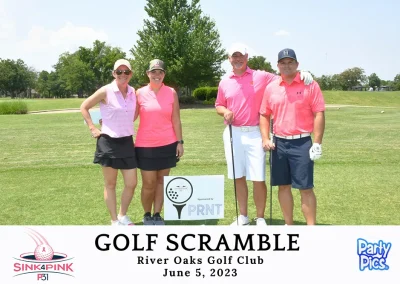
[[135, 59, 184, 225], [80, 59, 138, 226]]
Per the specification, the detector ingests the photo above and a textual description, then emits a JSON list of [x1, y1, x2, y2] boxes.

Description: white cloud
[[21, 22, 108, 52], [0, 21, 15, 40], [274, 30, 290, 37], [15, 22, 109, 71], [0, 1, 15, 40]]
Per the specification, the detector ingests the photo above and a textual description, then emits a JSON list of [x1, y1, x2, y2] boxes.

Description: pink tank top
[[135, 84, 177, 147], [100, 80, 136, 138]]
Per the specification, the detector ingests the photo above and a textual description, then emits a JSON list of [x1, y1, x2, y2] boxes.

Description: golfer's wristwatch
[[178, 140, 184, 144]]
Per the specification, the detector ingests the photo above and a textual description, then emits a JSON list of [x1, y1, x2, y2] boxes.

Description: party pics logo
[[357, 238, 391, 271], [13, 228, 74, 280]]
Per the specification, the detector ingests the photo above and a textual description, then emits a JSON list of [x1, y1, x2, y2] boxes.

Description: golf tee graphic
[[13, 228, 74, 279], [166, 177, 194, 219]]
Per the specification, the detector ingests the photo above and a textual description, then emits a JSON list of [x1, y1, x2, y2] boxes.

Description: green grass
[[0, 91, 399, 112], [0, 100, 28, 114], [0, 98, 85, 112], [323, 91, 400, 107], [0, 105, 399, 225]]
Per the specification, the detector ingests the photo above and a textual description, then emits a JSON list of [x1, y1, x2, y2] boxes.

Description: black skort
[[93, 134, 137, 170]]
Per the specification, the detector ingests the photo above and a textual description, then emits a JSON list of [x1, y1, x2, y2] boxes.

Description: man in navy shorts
[[259, 48, 326, 225]]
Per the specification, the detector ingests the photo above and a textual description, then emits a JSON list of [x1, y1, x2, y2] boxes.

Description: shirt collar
[[148, 83, 165, 91], [111, 80, 134, 95], [278, 72, 302, 86], [229, 66, 253, 78]]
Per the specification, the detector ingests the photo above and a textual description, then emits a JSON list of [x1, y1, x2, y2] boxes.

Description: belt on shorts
[[232, 125, 259, 132], [273, 133, 311, 140]]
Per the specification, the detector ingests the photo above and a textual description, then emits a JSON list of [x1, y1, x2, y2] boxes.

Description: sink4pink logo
[[13, 228, 74, 281]]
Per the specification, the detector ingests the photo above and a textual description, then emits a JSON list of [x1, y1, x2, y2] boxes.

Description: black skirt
[[93, 134, 138, 170], [135, 142, 178, 171]]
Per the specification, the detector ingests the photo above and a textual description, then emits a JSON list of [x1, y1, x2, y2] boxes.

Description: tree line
[[0, 0, 399, 99]]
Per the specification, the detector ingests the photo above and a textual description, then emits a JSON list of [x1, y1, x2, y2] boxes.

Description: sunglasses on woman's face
[[115, 69, 131, 75]]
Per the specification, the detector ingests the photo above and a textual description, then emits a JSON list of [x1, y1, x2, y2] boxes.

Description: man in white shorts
[[215, 43, 313, 225]]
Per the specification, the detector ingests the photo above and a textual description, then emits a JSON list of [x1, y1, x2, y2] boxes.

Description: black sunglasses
[[115, 69, 131, 75]]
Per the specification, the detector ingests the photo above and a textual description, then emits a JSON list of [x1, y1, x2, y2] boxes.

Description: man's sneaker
[[255, 218, 267, 226], [153, 213, 165, 225], [111, 220, 124, 226], [118, 215, 135, 226], [230, 215, 250, 226], [143, 212, 154, 225]]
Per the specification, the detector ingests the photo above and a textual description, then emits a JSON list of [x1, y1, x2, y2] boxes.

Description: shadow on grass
[[135, 219, 220, 226], [266, 219, 332, 226], [135, 218, 331, 226]]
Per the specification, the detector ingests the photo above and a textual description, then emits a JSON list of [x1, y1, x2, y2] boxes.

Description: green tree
[[315, 75, 333, 90], [36, 71, 51, 98], [55, 53, 96, 97], [130, 0, 225, 92], [47, 71, 69, 98], [247, 56, 276, 74], [391, 74, 400, 91], [339, 67, 367, 90], [0, 59, 36, 98], [330, 74, 343, 90], [368, 73, 381, 88], [0, 59, 13, 97], [77, 40, 128, 89]]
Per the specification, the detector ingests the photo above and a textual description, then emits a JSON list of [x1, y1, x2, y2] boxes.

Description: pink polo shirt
[[100, 80, 136, 138], [215, 67, 277, 126], [135, 84, 177, 147], [260, 73, 325, 136]]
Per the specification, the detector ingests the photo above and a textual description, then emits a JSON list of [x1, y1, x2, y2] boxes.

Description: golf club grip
[[270, 117, 274, 135]]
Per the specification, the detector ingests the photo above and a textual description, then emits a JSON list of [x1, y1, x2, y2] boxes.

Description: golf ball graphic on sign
[[34, 243, 54, 260], [13, 228, 74, 280], [17, 228, 68, 262], [166, 177, 193, 204]]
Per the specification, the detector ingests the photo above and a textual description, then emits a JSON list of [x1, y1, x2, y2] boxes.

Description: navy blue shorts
[[270, 136, 314, 189]]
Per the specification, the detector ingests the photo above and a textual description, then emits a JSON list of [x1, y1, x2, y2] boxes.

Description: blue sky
[[1, 0, 399, 80]]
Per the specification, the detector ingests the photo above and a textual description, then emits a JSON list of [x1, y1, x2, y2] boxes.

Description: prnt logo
[[357, 238, 391, 271], [13, 228, 74, 280]]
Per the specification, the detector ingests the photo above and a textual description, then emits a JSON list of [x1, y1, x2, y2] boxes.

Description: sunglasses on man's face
[[115, 69, 131, 75]]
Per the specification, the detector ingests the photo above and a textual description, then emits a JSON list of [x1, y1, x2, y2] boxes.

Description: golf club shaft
[[229, 124, 239, 225], [269, 118, 274, 225]]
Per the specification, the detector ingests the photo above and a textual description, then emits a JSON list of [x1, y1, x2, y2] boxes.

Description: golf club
[[269, 118, 274, 225], [229, 124, 239, 225]]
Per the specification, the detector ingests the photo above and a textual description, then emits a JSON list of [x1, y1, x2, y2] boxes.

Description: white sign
[[1, 226, 399, 284], [164, 175, 224, 221]]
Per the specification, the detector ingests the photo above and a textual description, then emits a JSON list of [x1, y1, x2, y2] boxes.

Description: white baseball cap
[[113, 59, 132, 71], [228, 43, 248, 56]]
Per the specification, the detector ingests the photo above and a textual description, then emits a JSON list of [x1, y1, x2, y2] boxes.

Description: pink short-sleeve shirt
[[215, 67, 277, 126], [260, 73, 325, 136]]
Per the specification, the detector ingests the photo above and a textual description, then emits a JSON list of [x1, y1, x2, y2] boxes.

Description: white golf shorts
[[223, 125, 266, 181]]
